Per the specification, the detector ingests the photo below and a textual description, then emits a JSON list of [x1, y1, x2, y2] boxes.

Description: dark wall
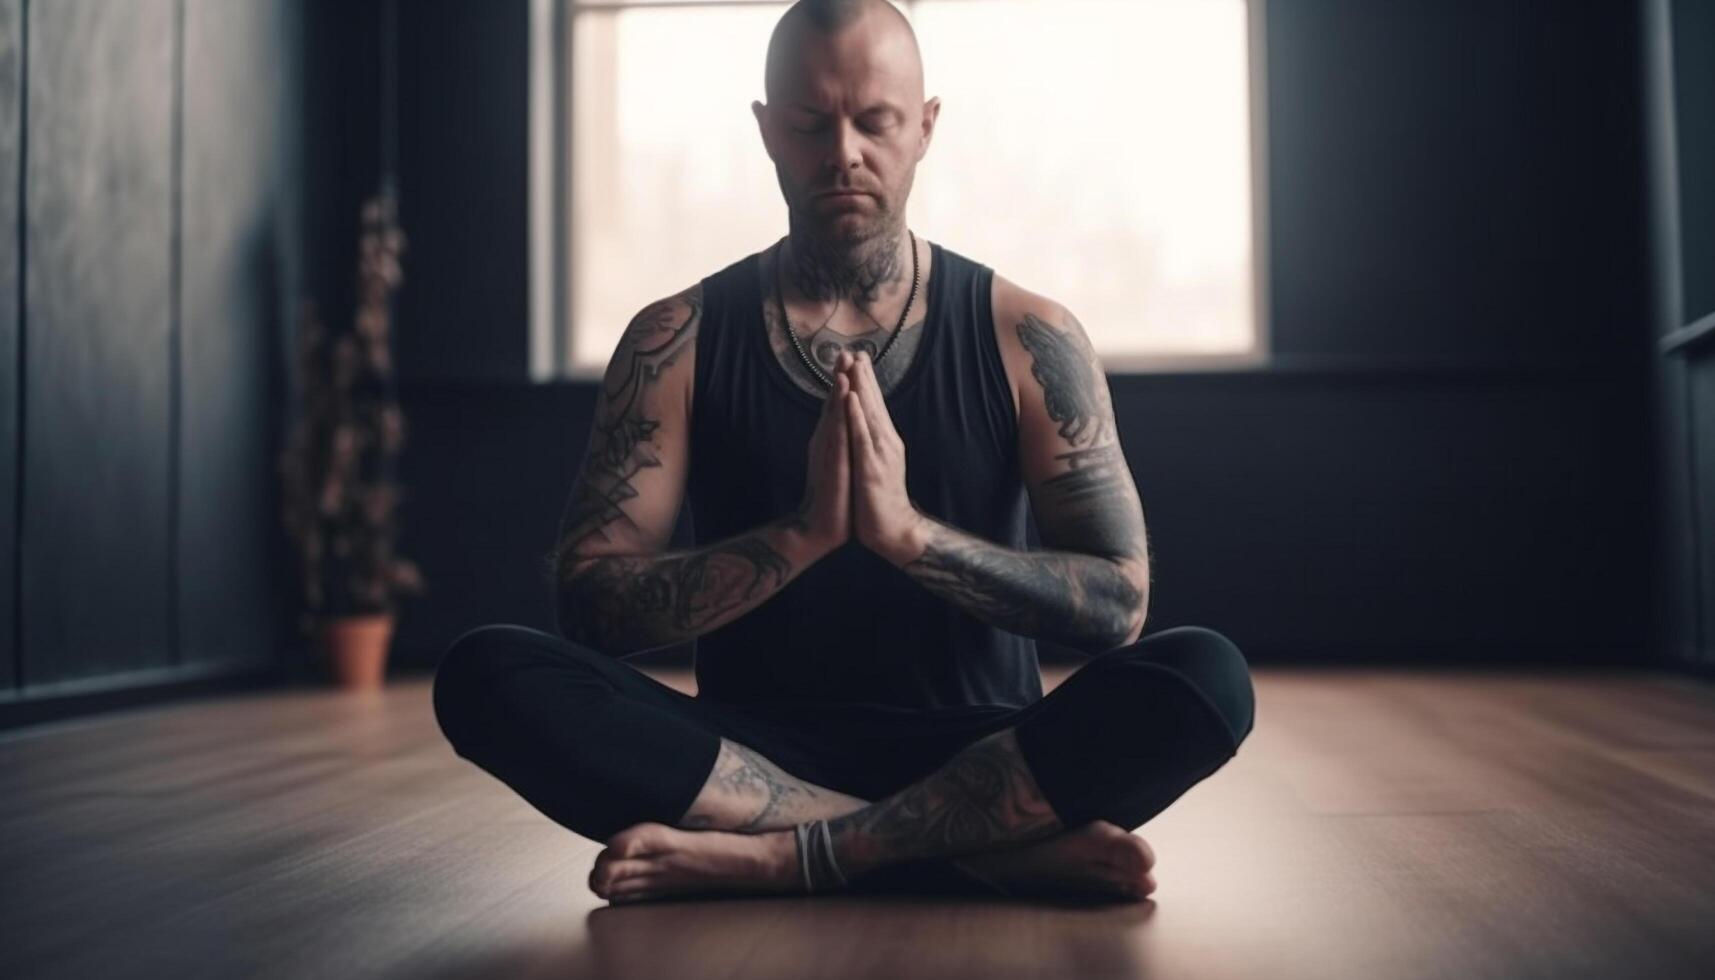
[[1232, 0, 1653, 664], [386, 0, 1661, 669], [1269, 0, 1649, 366], [396, 381, 601, 664], [394, 0, 530, 383], [1, 0, 304, 714], [1673, 0, 1714, 322]]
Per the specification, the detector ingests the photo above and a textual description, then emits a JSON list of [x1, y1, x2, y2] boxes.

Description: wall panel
[[178, 0, 297, 667], [1692, 356, 1715, 666], [1673, 0, 1714, 322], [20, 0, 175, 685], [0, 0, 20, 690]]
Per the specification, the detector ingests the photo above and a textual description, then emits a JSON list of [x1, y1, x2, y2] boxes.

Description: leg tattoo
[[591, 727, 1158, 903], [825, 727, 1062, 879], [677, 738, 868, 832]]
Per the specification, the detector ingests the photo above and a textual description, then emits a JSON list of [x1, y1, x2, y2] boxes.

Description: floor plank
[[2, 666, 1712, 980]]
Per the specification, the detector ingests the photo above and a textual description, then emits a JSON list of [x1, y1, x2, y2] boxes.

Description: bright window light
[[551, 0, 1261, 376]]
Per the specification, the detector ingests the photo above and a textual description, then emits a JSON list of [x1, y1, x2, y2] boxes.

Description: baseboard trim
[[0, 657, 286, 735]]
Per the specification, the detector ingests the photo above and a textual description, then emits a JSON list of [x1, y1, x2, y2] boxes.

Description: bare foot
[[590, 822, 800, 904], [952, 820, 1157, 902]]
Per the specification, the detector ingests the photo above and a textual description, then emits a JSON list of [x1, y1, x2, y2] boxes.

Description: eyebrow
[[788, 101, 904, 119]]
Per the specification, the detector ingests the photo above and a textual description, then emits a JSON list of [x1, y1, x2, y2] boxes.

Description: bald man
[[433, 0, 1254, 904]]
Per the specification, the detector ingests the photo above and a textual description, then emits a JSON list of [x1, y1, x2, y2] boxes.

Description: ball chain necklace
[[774, 230, 919, 390]]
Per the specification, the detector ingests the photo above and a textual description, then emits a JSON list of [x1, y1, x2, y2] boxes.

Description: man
[[434, 0, 1254, 904]]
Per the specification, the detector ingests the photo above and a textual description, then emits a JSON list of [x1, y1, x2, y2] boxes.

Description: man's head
[[752, 0, 940, 254]]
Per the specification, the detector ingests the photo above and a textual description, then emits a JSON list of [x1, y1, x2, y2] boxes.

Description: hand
[[795, 354, 854, 556], [839, 350, 927, 566]]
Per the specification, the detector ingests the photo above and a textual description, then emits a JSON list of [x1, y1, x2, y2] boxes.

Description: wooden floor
[[3, 664, 1714, 980]]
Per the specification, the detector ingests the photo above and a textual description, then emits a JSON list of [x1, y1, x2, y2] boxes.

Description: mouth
[[815, 190, 871, 200]]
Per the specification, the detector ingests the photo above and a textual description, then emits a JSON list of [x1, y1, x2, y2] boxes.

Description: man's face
[[753, 16, 939, 248]]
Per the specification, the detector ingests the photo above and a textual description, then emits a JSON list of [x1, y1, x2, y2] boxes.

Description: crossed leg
[[435, 623, 1253, 905], [676, 733, 1159, 898], [591, 728, 1159, 903]]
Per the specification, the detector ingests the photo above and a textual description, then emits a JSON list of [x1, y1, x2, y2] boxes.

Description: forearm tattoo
[[560, 531, 793, 655], [548, 287, 795, 653], [900, 311, 1149, 653], [905, 521, 1142, 654], [827, 728, 1061, 869]]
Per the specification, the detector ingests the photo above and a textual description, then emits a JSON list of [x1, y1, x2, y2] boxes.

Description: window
[[531, 0, 1266, 379]]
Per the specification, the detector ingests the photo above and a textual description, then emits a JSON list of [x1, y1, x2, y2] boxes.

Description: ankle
[[794, 818, 852, 892], [760, 829, 803, 889]]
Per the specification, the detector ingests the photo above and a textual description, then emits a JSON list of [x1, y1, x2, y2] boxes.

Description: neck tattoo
[[774, 230, 920, 391], [783, 224, 906, 306]]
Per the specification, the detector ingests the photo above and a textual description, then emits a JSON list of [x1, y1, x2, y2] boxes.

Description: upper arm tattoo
[[1016, 312, 1108, 446], [1015, 311, 1148, 566], [551, 289, 700, 579]]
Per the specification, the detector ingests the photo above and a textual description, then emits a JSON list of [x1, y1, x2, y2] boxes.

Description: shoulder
[[603, 282, 704, 413], [617, 282, 704, 358], [989, 271, 1076, 337], [613, 283, 703, 378], [987, 271, 1095, 419]]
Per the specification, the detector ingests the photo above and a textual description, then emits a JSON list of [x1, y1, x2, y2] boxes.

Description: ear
[[917, 96, 941, 161]]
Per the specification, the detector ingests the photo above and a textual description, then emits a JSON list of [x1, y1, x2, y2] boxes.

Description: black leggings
[[434, 623, 1255, 878]]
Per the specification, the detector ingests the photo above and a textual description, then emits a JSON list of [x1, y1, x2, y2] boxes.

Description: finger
[[852, 353, 891, 436], [845, 351, 866, 389], [820, 369, 840, 420], [834, 396, 850, 473], [846, 389, 872, 463], [825, 353, 852, 411], [830, 374, 851, 465], [832, 372, 851, 431]]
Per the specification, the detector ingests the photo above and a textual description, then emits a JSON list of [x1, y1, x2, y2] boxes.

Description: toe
[[1132, 834, 1156, 871], [609, 822, 676, 858], [590, 857, 656, 895], [606, 871, 667, 904]]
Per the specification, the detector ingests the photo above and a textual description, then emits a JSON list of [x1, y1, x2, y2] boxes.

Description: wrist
[[884, 511, 932, 568], [780, 516, 839, 565]]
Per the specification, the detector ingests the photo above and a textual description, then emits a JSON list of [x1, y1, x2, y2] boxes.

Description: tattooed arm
[[889, 282, 1151, 655], [547, 286, 831, 657]]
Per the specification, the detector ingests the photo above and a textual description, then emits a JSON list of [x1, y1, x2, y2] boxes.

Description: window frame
[[529, 0, 1272, 381]]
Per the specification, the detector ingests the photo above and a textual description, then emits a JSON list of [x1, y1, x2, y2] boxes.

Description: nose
[[828, 118, 863, 175]]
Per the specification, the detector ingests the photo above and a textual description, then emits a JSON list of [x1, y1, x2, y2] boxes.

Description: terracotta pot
[[319, 613, 396, 690]]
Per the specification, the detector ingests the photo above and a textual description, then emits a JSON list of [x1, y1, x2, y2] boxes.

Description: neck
[[781, 220, 911, 307]]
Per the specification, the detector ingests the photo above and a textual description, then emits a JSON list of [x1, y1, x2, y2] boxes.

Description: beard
[[778, 166, 914, 305]]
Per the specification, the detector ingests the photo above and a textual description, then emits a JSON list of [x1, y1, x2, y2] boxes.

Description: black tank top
[[687, 241, 1043, 711]]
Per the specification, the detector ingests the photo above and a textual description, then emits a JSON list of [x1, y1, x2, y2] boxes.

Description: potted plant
[[279, 191, 424, 689]]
